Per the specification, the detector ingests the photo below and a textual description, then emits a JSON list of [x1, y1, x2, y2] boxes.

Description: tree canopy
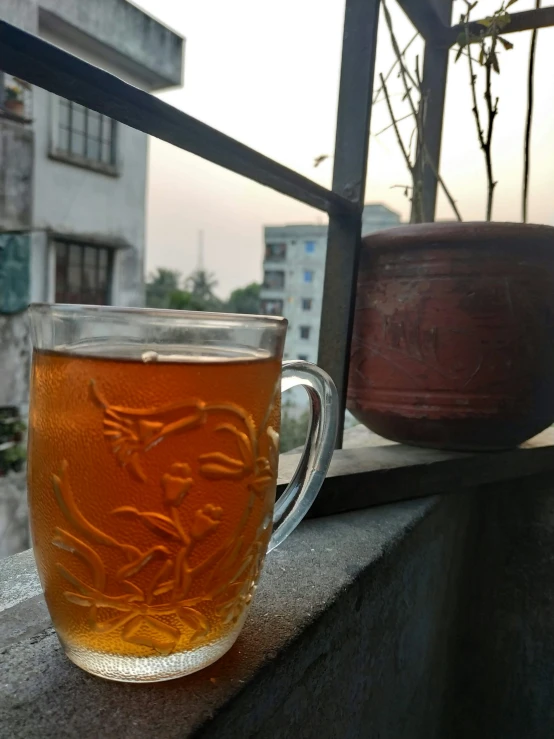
[[146, 268, 260, 315]]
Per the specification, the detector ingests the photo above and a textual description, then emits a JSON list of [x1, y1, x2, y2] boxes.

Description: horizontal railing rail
[[0, 21, 357, 217]]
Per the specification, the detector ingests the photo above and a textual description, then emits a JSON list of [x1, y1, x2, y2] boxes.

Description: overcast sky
[[133, 0, 554, 297]]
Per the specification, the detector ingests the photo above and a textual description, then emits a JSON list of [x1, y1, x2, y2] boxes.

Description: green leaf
[[499, 36, 513, 50], [491, 50, 500, 73], [455, 45, 464, 62], [477, 17, 493, 27], [506, 0, 519, 7]]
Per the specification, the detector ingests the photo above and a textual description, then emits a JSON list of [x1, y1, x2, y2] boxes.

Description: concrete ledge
[[279, 428, 554, 516], [3, 443, 554, 737], [1, 496, 462, 738], [48, 149, 120, 177]]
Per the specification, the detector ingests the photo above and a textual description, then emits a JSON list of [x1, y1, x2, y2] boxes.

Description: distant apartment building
[[0, 0, 185, 416], [261, 204, 401, 365]]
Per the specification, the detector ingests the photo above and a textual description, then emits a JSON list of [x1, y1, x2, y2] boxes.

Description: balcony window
[[305, 241, 316, 254], [54, 240, 113, 305], [261, 299, 284, 316], [302, 298, 313, 311], [265, 243, 287, 261], [303, 270, 314, 283], [299, 326, 311, 340], [263, 270, 285, 290]]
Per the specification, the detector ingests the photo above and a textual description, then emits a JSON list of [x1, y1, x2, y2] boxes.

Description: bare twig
[[463, 7, 498, 221], [408, 124, 418, 161], [379, 74, 412, 174], [381, 0, 461, 223], [372, 33, 418, 105], [413, 80, 426, 218], [317, 26, 418, 168], [375, 113, 413, 136], [382, 1, 419, 118], [382, 2, 423, 221], [379, 73, 423, 221], [484, 58, 498, 221], [523, 0, 540, 222], [422, 144, 463, 221], [464, 17, 486, 152], [460, 0, 520, 220]]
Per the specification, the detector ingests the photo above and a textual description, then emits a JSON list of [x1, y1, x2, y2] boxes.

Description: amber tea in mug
[[28, 305, 337, 682]]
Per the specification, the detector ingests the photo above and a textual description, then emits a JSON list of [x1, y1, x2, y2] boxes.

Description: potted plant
[[346, 0, 554, 450], [4, 82, 24, 117], [0, 407, 26, 476]]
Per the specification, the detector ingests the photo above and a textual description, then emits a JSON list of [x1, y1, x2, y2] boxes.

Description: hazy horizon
[[134, 0, 554, 299]]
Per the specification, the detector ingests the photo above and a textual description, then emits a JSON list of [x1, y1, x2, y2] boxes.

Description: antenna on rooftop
[[197, 229, 204, 271]]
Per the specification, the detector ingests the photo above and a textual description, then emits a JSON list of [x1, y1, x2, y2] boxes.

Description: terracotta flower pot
[[347, 222, 554, 451]]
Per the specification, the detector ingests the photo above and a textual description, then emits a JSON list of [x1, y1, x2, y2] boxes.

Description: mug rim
[[28, 302, 288, 329]]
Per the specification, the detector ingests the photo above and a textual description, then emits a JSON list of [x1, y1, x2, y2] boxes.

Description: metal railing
[[1, 0, 553, 445]]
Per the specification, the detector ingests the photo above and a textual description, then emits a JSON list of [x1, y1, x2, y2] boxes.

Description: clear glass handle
[[269, 360, 338, 552]]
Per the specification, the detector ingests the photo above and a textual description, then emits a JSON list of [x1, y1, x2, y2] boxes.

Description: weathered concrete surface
[[0, 548, 40, 613], [39, 0, 184, 90], [0, 0, 37, 33], [31, 84, 146, 309], [0, 496, 470, 739], [0, 470, 29, 559], [446, 472, 554, 739], [0, 313, 31, 410], [0, 119, 33, 231], [3, 470, 554, 737], [280, 426, 554, 517]]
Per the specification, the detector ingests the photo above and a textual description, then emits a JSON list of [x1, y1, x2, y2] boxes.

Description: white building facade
[[0, 0, 184, 557], [261, 204, 402, 365], [0, 0, 184, 416]]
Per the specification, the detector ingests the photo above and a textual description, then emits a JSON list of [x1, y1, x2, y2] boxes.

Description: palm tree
[[146, 268, 182, 308]]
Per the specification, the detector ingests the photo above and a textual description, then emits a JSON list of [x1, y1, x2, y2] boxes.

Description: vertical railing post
[[317, 0, 381, 447], [417, 0, 454, 222]]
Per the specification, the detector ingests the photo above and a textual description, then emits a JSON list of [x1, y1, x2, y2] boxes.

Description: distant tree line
[[146, 268, 318, 452], [146, 268, 260, 315]]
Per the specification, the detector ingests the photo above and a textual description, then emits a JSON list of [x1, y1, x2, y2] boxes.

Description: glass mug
[[27, 304, 337, 682]]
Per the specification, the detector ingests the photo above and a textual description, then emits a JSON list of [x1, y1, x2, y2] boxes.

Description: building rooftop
[[264, 224, 328, 239], [38, 0, 184, 90], [264, 204, 401, 240], [362, 203, 401, 220]]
